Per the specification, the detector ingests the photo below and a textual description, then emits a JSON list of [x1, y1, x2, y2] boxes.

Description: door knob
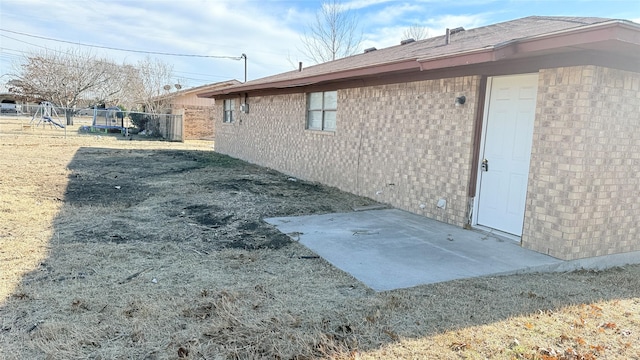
[[481, 159, 488, 172]]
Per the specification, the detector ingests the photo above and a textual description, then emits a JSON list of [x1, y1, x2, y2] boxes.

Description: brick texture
[[179, 105, 216, 140], [215, 76, 480, 227], [215, 66, 640, 261], [524, 66, 640, 260]]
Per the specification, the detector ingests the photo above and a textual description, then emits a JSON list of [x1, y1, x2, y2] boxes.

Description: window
[[223, 99, 235, 123], [307, 91, 337, 131]]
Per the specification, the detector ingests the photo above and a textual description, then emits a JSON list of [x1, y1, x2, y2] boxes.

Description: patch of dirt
[[54, 147, 376, 251]]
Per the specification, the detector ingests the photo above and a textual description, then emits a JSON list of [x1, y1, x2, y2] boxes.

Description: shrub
[[128, 112, 151, 131]]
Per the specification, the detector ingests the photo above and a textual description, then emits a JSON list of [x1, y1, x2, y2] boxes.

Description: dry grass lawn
[[1, 116, 639, 359]]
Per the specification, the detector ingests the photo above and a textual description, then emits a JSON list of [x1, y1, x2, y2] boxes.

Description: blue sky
[[1, 0, 639, 89]]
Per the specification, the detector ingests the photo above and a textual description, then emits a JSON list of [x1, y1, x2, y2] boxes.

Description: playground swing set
[[30, 101, 65, 129], [28, 101, 128, 134]]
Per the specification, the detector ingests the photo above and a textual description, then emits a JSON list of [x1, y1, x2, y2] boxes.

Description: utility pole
[[241, 53, 247, 83]]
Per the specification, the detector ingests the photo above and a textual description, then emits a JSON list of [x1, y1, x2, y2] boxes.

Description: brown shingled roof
[[198, 16, 640, 98]]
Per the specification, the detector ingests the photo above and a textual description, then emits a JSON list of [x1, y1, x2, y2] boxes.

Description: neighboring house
[[158, 80, 240, 140], [198, 16, 640, 261]]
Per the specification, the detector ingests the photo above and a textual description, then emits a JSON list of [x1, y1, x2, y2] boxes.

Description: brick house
[[160, 80, 239, 140], [198, 16, 640, 260]]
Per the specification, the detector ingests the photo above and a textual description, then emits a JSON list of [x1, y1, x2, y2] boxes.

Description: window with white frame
[[223, 99, 235, 123], [307, 91, 337, 131]]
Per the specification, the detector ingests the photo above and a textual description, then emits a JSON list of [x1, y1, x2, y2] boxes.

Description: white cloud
[[2, 0, 638, 87], [0, 0, 310, 84], [342, 0, 395, 11], [364, 3, 427, 26], [424, 13, 491, 32]]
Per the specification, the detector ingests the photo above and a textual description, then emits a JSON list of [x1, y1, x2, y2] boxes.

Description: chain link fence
[[2, 104, 183, 141]]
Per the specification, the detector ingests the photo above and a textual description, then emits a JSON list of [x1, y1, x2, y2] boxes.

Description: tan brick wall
[[180, 105, 216, 140], [216, 76, 480, 227], [524, 66, 640, 260]]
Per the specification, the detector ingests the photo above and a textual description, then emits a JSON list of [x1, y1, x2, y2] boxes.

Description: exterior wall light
[[455, 95, 466, 106]]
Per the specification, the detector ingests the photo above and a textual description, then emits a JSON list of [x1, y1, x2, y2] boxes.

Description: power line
[[0, 46, 232, 83], [0, 30, 248, 85], [0, 46, 237, 87], [1, 34, 60, 52], [0, 28, 244, 60]]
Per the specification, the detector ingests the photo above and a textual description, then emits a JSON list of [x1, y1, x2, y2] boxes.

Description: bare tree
[[301, 0, 362, 63], [8, 49, 127, 125], [87, 60, 131, 108], [126, 56, 175, 114], [402, 24, 430, 41], [8, 48, 179, 127]]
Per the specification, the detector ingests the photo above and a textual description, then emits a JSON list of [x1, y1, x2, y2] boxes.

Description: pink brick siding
[[524, 66, 640, 260]]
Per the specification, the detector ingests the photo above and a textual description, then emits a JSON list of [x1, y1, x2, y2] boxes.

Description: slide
[[43, 116, 65, 129]]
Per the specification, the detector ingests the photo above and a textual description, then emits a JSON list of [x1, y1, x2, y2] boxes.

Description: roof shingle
[[198, 16, 639, 98]]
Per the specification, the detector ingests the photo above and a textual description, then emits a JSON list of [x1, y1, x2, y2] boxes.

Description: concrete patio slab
[[265, 209, 564, 291]]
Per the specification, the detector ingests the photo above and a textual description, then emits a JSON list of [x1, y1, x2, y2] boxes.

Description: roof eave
[[199, 59, 421, 98], [417, 20, 640, 70], [202, 20, 640, 99]]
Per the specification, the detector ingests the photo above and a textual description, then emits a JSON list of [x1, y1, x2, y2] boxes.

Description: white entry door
[[476, 74, 538, 236]]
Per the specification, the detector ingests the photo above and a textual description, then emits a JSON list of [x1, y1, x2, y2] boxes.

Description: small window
[[223, 99, 235, 123], [307, 91, 337, 131]]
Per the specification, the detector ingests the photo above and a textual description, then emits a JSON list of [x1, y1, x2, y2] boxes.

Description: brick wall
[[215, 67, 640, 260], [180, 105, 216, 140], [525, 66, 640, 260], [216, 76, 480, 226]]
